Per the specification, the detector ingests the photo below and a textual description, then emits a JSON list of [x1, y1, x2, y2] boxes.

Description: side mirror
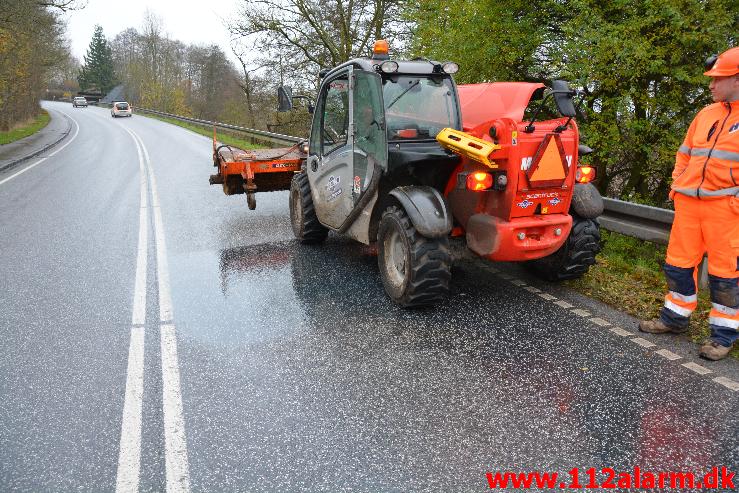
[[277, 86, 293, 112], [551, 80, 576, 118]]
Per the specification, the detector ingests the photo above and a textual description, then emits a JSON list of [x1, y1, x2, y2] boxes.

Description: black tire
[[526, 215, 601, 281], [377, 205, 451, 307], [289, 172, 328, 244], [247, 192, 256, 210]]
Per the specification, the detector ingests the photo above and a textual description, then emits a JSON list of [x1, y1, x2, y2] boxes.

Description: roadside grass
[[565, 230, 739, 359], [143, 113, 262, 150], [0, 111, 50, 145]]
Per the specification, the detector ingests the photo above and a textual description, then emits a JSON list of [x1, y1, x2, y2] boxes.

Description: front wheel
[[526, 215, 601, 281], [377, 205, 451, 307], [289, 172, 328, 244]]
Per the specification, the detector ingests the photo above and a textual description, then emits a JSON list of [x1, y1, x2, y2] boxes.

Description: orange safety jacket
[[672, 100, 739, 199]]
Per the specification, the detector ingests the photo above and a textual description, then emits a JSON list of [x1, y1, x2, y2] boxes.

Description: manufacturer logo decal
[[729, 122, 739, 134], [549, 197, 561, 206], [517, 199, 534, 209], [353, 176, 361, 194], [521, 157, 533, 171], [511, 131, 518, 146]]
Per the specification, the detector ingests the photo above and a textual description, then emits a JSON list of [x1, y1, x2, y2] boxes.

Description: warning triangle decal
[[526, 133, 568, 188]]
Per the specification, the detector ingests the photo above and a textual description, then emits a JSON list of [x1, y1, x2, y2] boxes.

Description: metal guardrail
[[600, 197, 711, 287], [600, 198, 673, 245], [135, 107, 304, 147]]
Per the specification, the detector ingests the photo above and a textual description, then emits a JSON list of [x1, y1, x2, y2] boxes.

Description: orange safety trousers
[[661, 195, 739, 346]]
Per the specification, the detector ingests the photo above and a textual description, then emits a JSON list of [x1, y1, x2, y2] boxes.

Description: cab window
[[321, 75, 350, 155]]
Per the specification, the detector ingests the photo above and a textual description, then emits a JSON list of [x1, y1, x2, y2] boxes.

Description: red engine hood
[[457, 82, 545, 129]]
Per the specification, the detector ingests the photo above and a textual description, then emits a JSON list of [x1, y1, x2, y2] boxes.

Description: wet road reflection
[[173, 236, 737, 491]]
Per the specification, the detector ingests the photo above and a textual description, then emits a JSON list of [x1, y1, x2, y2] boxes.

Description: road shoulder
[[0, 104, 73, 173]]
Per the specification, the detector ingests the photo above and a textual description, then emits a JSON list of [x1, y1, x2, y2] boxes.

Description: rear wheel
[[377, 206, 451, 307], [289, 172, 328, 244], [526, 215, 601, 281]]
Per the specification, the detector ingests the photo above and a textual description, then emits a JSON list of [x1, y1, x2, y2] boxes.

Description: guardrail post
[[698, 256, 709, 289]]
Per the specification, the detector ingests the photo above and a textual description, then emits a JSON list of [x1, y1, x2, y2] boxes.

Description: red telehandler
[[209, 41, 603, 307]]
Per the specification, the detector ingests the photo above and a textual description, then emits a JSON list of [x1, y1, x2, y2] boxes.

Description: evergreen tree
[[78, 25, 116, 93]]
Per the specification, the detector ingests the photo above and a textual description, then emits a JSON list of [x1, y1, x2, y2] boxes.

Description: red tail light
[[576, 166, 596, 184], [466, 172, 493, 191]]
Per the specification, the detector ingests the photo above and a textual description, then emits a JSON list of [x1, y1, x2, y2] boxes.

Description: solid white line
[[0, 111, 80, 187], [131, 130, 191, 493], [115, 327, 145, 493], [160, 324, 191, 493], [116, 130, 149, 493]]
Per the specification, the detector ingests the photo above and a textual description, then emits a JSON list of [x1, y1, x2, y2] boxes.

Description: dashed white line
[[655, 349, 682, 361], [0, 111, 80, 187], [571, 308, 591, 317], [589, 317, 611, 327], [610, 327, 634, 337], [511, 279, 526, 286], [554, 300, 574, 309], [523, 286, 541, 293], [682, 362, 713, 375], [712, 377, 739, 391], [115, 327, 145, 493], [538, 293, 557, 301], [630, 337, 657, 348], [115, 128, 149, 493]]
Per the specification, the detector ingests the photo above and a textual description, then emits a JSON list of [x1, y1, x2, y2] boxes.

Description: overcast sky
[[64, 0, 243, 64]]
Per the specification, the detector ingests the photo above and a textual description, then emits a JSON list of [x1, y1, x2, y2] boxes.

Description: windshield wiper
[[386, 80, 420, 109]]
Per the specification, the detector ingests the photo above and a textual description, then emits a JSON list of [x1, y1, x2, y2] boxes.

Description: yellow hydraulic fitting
[[436, 128, 501, 168]]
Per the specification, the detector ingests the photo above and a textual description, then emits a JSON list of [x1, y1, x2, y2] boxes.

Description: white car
[[111, 101, 132, 117], [72, 97, 88, 108]]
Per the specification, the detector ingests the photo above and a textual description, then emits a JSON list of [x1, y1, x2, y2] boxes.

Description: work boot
[[638, 319, 686, 334], [699, 340, 733, 361]]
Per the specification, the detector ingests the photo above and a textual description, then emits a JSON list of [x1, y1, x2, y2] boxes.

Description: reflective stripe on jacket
[[672, 100, 739, 199]]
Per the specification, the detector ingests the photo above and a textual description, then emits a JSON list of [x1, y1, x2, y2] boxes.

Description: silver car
[[111, 101, 132, 117], [72, 96, 88, 108]]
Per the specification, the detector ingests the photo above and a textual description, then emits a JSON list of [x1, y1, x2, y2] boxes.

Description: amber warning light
[[466, 172, 493, 191], [576, 166, 596, 184], [373, 40, 389, 56]]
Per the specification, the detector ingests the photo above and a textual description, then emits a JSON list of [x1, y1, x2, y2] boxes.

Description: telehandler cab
[[210, 40, 603, 307]]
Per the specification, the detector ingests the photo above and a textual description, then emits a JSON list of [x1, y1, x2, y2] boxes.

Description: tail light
[[466, 172, 493, 191], [576, 165, 596, 184]]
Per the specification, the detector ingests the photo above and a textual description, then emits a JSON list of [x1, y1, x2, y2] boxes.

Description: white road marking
[[610, 327, 634, 337], [523, 286, 541, 293], [115, 129, 149, 493], [630, 337, 657, 348], [498, 273, 513, 280], [655, 349, 681, 361], [537, 293, 557, 301], [115, 327, 145, 493], [511, 280, 526, 286], [589, 317, 611, 327], [712, 377, 739, 391], [131, 130, 191, 493], [682, 362, 713, 375], [571, 308, 591, 317], [0, 111, 80, 187], [554, 300, 574, 309]]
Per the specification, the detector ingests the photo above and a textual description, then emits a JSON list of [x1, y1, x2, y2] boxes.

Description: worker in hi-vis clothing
[[640, 46, 739, 361]]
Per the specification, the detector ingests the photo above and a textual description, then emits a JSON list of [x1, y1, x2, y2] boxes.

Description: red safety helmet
[[704, 47, 739, 77]]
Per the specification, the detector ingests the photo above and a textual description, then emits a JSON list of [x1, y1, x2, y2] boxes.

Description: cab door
[[307, 67, 388, 231], [351, 70, 387, 205]]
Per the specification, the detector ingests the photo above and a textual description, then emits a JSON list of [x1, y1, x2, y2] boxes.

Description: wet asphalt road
[[0, 102, 737, 492]]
